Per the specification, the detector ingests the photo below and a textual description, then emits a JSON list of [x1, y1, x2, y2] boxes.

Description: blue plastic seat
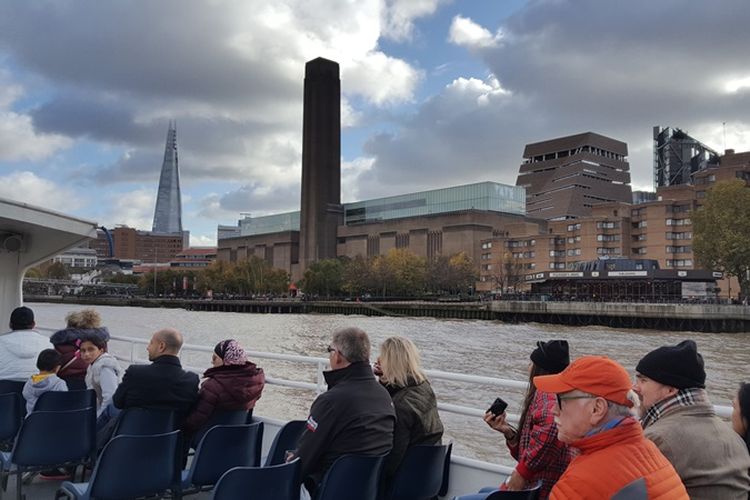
[[190, 409, 250, 449], [313, 454, 385, 500], [0, 393, 23, 444], [34, 389, 96, 412], [265, 420, 306, 466], [54, 430, 181, 500], [113, 407, 176, 436], [180, 422, 264, 496], [385, 444, 449, 500], [485, 480, 543, 500], [212, 459, 300, 500], [436, 441, 453, 498], [611, 477, 648, 500], [0, 381, 25, 396], [0, 408, 96, 500]]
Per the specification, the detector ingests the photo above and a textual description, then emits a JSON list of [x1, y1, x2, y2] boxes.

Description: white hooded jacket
[[0, 329, 52, 380]]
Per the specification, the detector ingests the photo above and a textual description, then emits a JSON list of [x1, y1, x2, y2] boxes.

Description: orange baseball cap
[[533, 356, 633, 407]]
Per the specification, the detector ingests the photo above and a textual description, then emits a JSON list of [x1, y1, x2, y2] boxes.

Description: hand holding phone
[[487, 397, 508, 416]]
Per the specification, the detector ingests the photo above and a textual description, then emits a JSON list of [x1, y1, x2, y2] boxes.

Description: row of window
[[597, 234, 620, 242], [666, 259, 693, 267], [665, 218, 691, 226], [512, 251, 536, 259], [597, 247, 620, 255], [596, 221, 619, 229]]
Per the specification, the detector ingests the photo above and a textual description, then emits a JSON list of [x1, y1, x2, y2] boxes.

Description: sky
[[1, 0, 749, 247]]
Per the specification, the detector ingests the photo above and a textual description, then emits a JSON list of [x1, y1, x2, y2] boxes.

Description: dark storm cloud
[[360, 0, 750, 197], [0, 1, 299, 106]]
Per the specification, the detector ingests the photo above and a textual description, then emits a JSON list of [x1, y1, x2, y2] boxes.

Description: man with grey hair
[[534, 356, 687, 499], [294, 327, 395, 496]]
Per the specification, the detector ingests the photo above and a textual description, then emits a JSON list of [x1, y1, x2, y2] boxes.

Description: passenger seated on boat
[[634, 340, 750, 498], [111, 328, 199, 419], [732, 383, 750, 456], [0, 306, 53, 381], [457, 340, 573, 500], [375, 336, 443, 495], [291, 327, 395, 498], [535, 356, 688, 499], [80, 333, 123, 422], [21, 348, 67, 414], [183, 339, 265, 435], [49, 309, 110, 390]]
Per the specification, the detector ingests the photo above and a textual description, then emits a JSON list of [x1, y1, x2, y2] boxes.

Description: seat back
[[88, 430, 181, 499], [0, 392, 23, 441], [314, 454, 385, 500], [191, 409, 250, 448], [486, 480, 543, 500], [114, 408, 176, 436], [387, 444, 449, 500], [33, 389, 96, 411], [187, 422, 264, 488], [437, 441, 453, 497], [0, 380, 25, 395], [11, 407, 96, 467], [265, 420, 306, 466], [212, 459, 300, 500], [611, 478, 648, 500]]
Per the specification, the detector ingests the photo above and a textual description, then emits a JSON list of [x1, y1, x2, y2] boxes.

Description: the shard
[[152, 121, 183, 233]]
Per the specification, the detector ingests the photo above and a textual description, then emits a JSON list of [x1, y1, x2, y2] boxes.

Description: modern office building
[[217, 181, 527, 279], [152, 121, 183, 234], [516, 132, 632, 220], [653, 126, 718, 188]]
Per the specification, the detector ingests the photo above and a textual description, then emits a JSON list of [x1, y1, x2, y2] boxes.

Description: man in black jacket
[[112, 328, 199, 416], [295, 327, 396, 496]]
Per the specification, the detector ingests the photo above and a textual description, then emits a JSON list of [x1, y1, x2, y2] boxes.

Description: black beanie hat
[[636, 340, 706, 389], [530, 340, 570, 374]]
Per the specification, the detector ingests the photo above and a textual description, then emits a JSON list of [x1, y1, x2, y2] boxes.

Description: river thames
[[32, 302, 749, 465]]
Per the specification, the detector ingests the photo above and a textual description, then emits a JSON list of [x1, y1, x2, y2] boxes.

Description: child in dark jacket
[[184, 339, 265, 436], [22, 349, 68, 414]]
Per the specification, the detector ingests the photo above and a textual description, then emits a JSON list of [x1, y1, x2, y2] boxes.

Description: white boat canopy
[[0, 197, 98, 324]]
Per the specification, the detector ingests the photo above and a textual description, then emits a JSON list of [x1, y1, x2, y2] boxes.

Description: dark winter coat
[[381, 379, 444, 488], [112, 354, 199, 419], [297, 361, 396, 489], [184, 362, 265, 433], [49, 327, 110, 388]]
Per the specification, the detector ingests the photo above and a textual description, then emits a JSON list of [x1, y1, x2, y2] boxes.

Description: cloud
[[0, 171, 81, 211], [448, 15, 503, 48], [382, 0, 447, 42], [190, 234, 216, 247], [359, 0, 750, 200], [96, 188, 156, 230], [0, 71, 71, 162]]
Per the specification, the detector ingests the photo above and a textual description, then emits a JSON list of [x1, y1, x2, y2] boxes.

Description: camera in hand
[[487, 397, 508, 416]]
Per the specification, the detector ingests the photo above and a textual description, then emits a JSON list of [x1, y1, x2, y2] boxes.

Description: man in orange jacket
[[534, 356, 688, 499]]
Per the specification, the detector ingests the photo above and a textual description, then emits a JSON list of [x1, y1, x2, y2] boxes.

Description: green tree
[[301, 259, 345, 298], [693, 179, 750, 299], [448, 252, 479, 294], [46, 262, 69, 280], [383, 248, 426, 296], [24, 267, 43, 279], [342, 255, 372, 296]]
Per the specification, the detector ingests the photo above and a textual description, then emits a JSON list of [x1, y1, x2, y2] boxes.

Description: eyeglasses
[[326, 345, 337, 353], [556, 394, 597, 407]]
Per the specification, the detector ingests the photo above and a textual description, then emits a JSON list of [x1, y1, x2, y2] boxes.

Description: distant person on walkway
[[375, 336, 443, 494], [80, 333, 123, 419], [112, 328, 199, 419], [22, 349, 68, 414], [0, 306, 52, 381], [49, 309, 110, 390], [635, 340, 750, 499], [457, 340, 573, 500], [293, 327, 395, 498], [535, 356, 688, 499], [732, 383, 750, 455], [184, 339, 265, 435]]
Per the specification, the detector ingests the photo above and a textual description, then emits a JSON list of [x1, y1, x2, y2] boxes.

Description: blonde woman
[[375, 336, 444, 491]]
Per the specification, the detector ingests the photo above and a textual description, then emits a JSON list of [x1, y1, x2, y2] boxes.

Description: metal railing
[[106, 333, 732, 421]]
